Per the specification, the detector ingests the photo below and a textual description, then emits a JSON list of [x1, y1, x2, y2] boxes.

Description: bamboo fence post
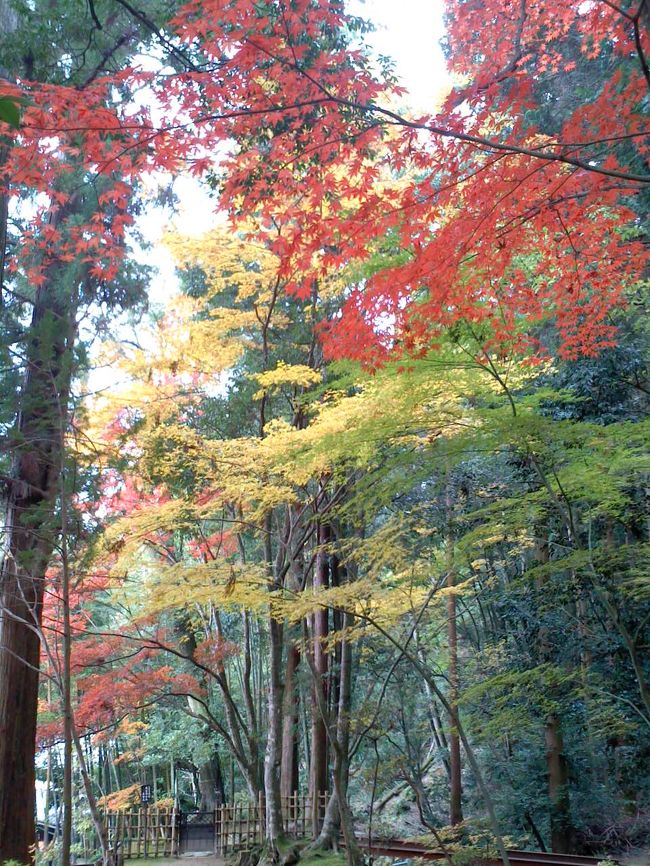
[[221, 805, 225, 855], [293, 791, 298, 838], [128, 809, 133, 860], [118, 811, 124, 861], [223, 806, 227, 855], [255, 798, 260, 846]]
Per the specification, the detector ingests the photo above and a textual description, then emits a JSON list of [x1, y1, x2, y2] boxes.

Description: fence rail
[[104, 807, 177, 859], [102, 791, 328, 858]]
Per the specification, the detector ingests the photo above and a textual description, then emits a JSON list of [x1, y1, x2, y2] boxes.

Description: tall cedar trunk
[[535, 539, 573, 852], [445, 475, 463, 825], [545, 714, 572, 853], [309, 521, 329, 828], [198, 755, 226, 810], [0, 203, 77, 864], [281, 639, 300, 801], [264, 616, 285, 844]]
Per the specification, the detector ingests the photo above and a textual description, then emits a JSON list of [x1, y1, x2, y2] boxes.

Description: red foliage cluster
[[38, 619, 202, 746], [160, 0, 649, 361], [3, 2, 646, 364]]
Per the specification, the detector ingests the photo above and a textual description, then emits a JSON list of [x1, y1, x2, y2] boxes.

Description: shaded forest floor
[[125, 858, 225, 866], [124, 850, 650, 866]]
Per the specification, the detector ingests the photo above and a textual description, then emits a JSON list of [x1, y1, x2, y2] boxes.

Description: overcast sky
[[351, 0, 448, 109]]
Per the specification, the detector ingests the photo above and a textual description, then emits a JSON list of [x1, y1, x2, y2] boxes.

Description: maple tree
[[159, 0, 649, 365], [0, 0, 649, 865], [86, 240, 650, 863]]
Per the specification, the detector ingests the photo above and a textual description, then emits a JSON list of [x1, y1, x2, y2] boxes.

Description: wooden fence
[[104, 807, 177, 859], [218, 791, 328, 854], [102, 792, 328, 858]]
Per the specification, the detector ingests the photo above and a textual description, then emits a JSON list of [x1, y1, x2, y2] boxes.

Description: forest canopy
[[0, 2, 648, 866]]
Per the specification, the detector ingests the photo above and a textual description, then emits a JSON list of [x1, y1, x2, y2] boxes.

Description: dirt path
[[126, 856, 226, 866]]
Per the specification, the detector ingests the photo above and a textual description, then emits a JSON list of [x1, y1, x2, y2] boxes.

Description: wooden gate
[[178, 811, 216, 854]]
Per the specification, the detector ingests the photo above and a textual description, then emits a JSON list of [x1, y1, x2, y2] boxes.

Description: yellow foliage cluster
[[252, 362, 322, 399], [89, 222, 525, 635]]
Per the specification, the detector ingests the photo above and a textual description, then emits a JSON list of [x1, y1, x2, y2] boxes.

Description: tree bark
[[264, 615, 285, 844], [309, 522, 329, 830], [545, 713, 571, 853], [447, 565, 463, 825], [198, 755, 225, 810], [535, 539, 573, 853], [445, 474, 463, 825], [331, 616, 363, 866], [0, 201, 78, 865], [280, 639, 300, 801]]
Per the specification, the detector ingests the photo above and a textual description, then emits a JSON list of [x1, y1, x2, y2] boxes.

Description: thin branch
[[87, 0, 103, 29], [246, 36, 650, 185]]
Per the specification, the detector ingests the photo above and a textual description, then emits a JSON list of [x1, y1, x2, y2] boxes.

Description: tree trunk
[[313, 792, 340, 849], [309, 522, 329, 829], [280, 639, 300, 801], [61, 523, 73, 866], [447, 568, 463, 825], [0, 202, 78, 865], [198, 755, 225, 810], [331, 616, 362, 866], [445, 475, 463, 825], [71, 724, 113, 866], [545, 713, 571, 853], [264, 616, 285, 844], [535, 539, 573, 852]]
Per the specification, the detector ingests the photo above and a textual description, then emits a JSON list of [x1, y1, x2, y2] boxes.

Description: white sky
[[351, 0, 447, 109]]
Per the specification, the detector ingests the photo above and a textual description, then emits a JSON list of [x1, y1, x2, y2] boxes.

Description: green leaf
[[0, 97, 20, 129]]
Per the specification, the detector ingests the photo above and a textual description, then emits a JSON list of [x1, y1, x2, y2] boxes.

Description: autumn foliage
[[1, 1, 649, 864], [2, 1, 647, 362]]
